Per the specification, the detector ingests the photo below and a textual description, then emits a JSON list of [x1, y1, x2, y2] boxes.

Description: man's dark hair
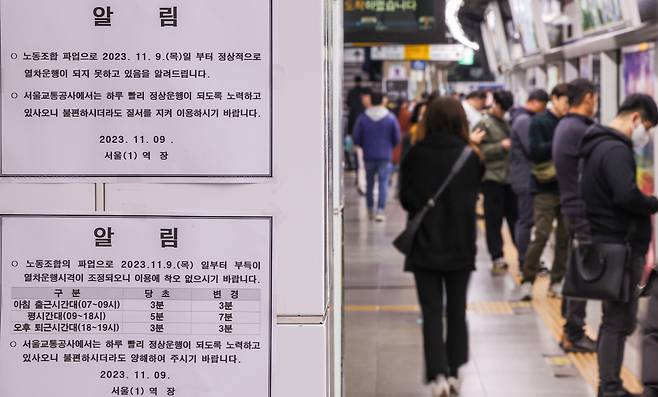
[[618, 94, 658, 126], [566, 78, 596, 106], [466, 90, 487, 100], [493, 90, 514, 112], [354, 75, 362, 84], [528, 89, 549, 103], [371, 92, 384, 106], [550, 83, 569, 99]]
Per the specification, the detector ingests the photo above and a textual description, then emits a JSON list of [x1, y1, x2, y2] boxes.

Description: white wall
[[0, 0, 341, 395]]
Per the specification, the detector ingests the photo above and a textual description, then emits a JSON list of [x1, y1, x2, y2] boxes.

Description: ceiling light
[[445, 0, 480, 51]]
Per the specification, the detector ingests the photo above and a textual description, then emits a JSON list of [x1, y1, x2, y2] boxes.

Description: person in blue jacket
[[354, 92, 401, 222]]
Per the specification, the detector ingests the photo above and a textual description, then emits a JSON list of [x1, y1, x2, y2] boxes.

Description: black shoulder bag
[[562, 223, 635, 302], [393, 147, 473, 256]]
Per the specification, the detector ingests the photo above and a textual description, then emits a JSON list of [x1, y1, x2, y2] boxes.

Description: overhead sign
[[344, 0, 448, 44], [0, 1, 272, 177], [0, 215, 273, 397], [344, 48, 366, 63], [371, 44, 465, 61], [371, 46, 406, 61]]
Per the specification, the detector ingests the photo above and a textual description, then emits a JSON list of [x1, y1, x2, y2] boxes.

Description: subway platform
[[343, 174, 648, 397]]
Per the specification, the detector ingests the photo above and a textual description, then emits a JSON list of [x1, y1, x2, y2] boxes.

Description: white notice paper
[[0, 1, 272, 177], [0, 216, 272, 397]]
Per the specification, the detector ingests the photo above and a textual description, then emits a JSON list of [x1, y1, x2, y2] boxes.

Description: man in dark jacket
[[520, 84, 570, 300], [509, 89, 549, 271], [476, 90, 517, 274], [553, 78, 598, 353], [580, 94, 658, 397], [346, 75, 371, 136]]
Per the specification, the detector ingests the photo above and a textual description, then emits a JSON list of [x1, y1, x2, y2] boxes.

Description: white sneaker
[[448, 375, 462, 395], [375, 212, 386, 222], [491, 258, 509, 275], [430, 375, 450, 397], [548, 280, 564, 298], [520, 281, 533, 302]]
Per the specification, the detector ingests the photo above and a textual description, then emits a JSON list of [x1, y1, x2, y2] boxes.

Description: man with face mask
[[476, 90, 517, 274], [580, 94, 658, 397]]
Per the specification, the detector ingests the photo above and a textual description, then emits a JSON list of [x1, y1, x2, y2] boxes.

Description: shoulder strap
[[426, 147, 473, 208]]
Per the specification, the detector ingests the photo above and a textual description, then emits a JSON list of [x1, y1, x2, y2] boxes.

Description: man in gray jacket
[[509, 89, 549, 271], [476, 90, 517, 274]]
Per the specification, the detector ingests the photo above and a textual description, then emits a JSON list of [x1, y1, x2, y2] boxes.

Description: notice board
[[0, 1, 272, 177], [0, 215, 273, 397]]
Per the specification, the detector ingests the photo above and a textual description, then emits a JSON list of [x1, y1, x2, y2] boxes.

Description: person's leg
[[364, 161, 376, 211], [515, 190, 534, 271], [444, 270, 472, 377], [564, 299, 588, 342], [356, 148, 366, 194], [482, 182, 505, 262], [561, 214, 591, 346], [504, 184, 519, 246], [414, 269, 448, 383], [551, 202, 569, 285], [377, 161, 391, 211], [522, 194, 556, 284], [643, 277, 658, 397], [598, 258, 643, 395]]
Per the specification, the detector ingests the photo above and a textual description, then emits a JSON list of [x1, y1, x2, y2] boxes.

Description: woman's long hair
[[424, 96, 471, 146], [413, 92, 440, 144]]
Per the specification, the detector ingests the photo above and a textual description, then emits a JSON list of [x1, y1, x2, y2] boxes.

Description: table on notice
[[11, 287, 262, 336]]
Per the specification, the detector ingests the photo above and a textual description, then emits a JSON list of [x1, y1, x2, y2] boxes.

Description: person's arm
[[392, 119, 402, 147], [399, 150, 424, 213], [528, 117, 553, 163], [514, 116, 532, 157], [478, 121, 506, 162], [353, 116, 363, 147], [601, 147, 658, 216]]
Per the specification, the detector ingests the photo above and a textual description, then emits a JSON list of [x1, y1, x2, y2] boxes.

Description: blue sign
[[411, 60, 426, 70]]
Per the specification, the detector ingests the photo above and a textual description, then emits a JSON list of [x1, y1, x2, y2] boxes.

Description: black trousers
[[563, 298, 588, 341], [482, 181, 518, 261], [598, 256, 643, 395], [643, 274, 658, 397], [414, 268, 471, 383], [563, 215, 589, 342]]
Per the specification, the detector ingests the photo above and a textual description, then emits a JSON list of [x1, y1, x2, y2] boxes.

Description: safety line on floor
[[345, 301, 519, 315]]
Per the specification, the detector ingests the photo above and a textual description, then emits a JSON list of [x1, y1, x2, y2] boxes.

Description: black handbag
[[393, 146, 473, 256], [563, 224, 635, 303]]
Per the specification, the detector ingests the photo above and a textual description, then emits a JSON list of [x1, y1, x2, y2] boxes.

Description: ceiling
[[460, 0, 494, 24]]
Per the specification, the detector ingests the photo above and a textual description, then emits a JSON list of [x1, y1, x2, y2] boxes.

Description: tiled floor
[[342, 174, 647, 397]]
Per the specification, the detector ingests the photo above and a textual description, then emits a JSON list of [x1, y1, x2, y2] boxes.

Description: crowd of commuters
[[346, 74, 658, 397]]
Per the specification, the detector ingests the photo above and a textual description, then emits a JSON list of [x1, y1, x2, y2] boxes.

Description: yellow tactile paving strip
[[345, 301, 517, 315]]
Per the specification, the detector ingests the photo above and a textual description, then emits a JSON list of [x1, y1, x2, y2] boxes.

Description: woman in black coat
[[400, 96, 483, 397]]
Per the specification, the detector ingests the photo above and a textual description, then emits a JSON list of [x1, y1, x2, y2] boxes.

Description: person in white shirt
[[462, 90, 487, 131]]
